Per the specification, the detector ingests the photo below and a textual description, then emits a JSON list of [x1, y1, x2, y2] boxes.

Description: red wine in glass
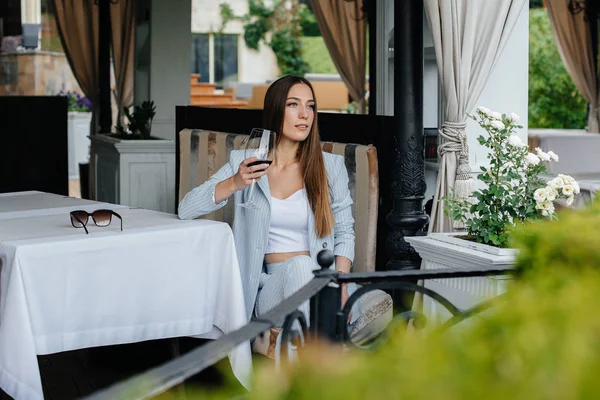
[[238, 128, 276, 209], [247, 159, 273, 172]]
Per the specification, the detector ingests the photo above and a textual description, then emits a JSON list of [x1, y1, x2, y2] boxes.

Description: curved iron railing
[[82, 251, 514, 400]]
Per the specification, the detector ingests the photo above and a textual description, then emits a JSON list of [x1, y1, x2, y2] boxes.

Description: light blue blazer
[[178, 150, 355, 320]]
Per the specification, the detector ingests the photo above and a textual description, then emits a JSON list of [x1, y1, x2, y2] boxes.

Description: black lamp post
[[386, 0, 428, 309]]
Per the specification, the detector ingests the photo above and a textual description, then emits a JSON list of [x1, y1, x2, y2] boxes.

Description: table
[[0, 193, 251, 399], [0, 191, 124, 220]]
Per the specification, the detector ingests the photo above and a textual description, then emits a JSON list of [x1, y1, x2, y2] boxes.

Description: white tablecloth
[[0, 206, 251, 399], [0, 191, 125, 220]]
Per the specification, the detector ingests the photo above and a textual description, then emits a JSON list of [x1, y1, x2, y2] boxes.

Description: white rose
[[525, 153, 540, 166], [538, 200, 555, 216], [477, 106, 491, 116], [543, 186, 557, 201], [508, 112, 520, 123], [490, 111, 502, 120], [534, 188, 546, 202], [508, 135, 524, 147], [490, 120, 505, 130], [566, 196, 574, 206], [558, 174, 574, 184], [562, 185, 573, 196], [535, 147, 551, 162], [572, 181, 580, 194], [549, 177, 563, 190], [547, 150, 559, 162]]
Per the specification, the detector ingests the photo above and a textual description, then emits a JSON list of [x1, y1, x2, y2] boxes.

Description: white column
[[136, 0, 191, 141], [21, 0, 41, 24], [208, 32, 215, 83]]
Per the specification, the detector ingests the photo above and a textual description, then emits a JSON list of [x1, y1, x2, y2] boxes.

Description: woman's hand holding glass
[[233, 157, 271, 191], [237, 128, 276, 209]]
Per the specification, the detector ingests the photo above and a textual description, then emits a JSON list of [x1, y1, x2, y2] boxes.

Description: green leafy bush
[[443, 107, 580, 248], [529, 9, 587, 128], [220, 0, 310, 77], [512, 196, 600, 275]]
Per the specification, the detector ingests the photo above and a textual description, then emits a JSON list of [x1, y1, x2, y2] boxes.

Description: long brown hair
[[263, 75, 334, 237]]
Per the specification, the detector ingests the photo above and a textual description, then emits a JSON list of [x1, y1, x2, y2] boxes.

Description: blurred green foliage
[[512, 196, 600, 275], [301, 36, 337, 74], [529, 9, 588, 128]]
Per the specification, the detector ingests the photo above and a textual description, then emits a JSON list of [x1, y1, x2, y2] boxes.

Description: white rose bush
[[443, 107, 580, 248]]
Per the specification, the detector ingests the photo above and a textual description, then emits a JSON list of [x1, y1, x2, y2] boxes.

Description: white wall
[[191, 0, 279, 83], [467, 6, 530, 173], [149, 0, 192, 140]]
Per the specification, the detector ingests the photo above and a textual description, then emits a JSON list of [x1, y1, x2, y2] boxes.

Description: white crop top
[[265, 188, 310, 254]]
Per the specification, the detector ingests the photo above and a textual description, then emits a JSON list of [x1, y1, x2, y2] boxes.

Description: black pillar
[[97, 0, 112, 133], [386, 1, 428, 280], [367, 0, 377, 116]]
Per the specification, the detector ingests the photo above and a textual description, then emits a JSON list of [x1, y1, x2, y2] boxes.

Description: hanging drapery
[[111, 0, 135, 126], [424, 0, 526, 233], [52, 0, 99, 134], [546, 0, 599, 133], [311, 0, 367, 113]]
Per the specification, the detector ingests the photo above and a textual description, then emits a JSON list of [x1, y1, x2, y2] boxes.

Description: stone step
[[190, 93, 234, 103], [191, 84, 217, 95], [190, 100, 248, 109]]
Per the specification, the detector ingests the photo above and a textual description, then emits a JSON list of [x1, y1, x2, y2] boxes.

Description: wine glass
[[238, 128, 276, 209]]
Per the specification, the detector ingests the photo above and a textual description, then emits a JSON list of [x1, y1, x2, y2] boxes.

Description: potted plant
[[60, 91, 92, 193], [113, 100, 157, 139], [406, 107, 580, 323], [90, 100, 176, 213]]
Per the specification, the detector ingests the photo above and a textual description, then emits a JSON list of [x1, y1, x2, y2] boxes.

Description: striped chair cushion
[[178, 129, 379, 273]]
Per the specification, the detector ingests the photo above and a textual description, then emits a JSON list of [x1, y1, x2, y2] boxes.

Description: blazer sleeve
[[177, 161, 235, 220], [330, 156, 355, 263]]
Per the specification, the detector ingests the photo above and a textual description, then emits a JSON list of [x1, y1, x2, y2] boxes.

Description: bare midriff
[[264, 251, 310, 265]]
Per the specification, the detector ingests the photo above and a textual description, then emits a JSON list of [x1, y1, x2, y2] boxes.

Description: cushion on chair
[[179, 129, 246, 226], [321, 141, 378, 273], [349, 289, 393, 346]]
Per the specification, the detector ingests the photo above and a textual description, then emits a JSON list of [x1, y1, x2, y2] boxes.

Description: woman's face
[[281, 83, 315, 143]]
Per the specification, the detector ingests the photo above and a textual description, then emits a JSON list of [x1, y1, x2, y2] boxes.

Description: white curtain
[[424, 0, 527, 234]]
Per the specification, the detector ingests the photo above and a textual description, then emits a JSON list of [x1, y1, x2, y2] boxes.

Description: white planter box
[[67, 112, 92, 180], [406, 234, 516, 326], [91, 135, 176, 213]]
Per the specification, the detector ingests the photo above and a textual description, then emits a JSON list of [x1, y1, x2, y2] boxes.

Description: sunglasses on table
[[70, 210, 123, 234]]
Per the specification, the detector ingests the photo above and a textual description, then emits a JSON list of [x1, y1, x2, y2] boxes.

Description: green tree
[[220, 0, 311, 77], [529, 9, 588, 128]]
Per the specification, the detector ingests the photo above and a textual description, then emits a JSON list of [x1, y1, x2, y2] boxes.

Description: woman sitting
[[178, 75, 356, 358]]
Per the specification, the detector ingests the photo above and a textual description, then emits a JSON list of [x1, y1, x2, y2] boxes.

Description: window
[[191, 34, 209, 82], [191, 33, 238, 87]]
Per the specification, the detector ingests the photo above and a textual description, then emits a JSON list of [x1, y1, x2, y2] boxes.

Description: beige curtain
[[546, 0, 599, 133], [53, 0, 99, 134], [111, 0, 135, 125], [425, 0, 526, 233], [311, 0, 367, 113]]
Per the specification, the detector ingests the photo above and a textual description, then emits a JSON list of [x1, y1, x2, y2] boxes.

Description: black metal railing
[[83, 250, 514, 400]]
